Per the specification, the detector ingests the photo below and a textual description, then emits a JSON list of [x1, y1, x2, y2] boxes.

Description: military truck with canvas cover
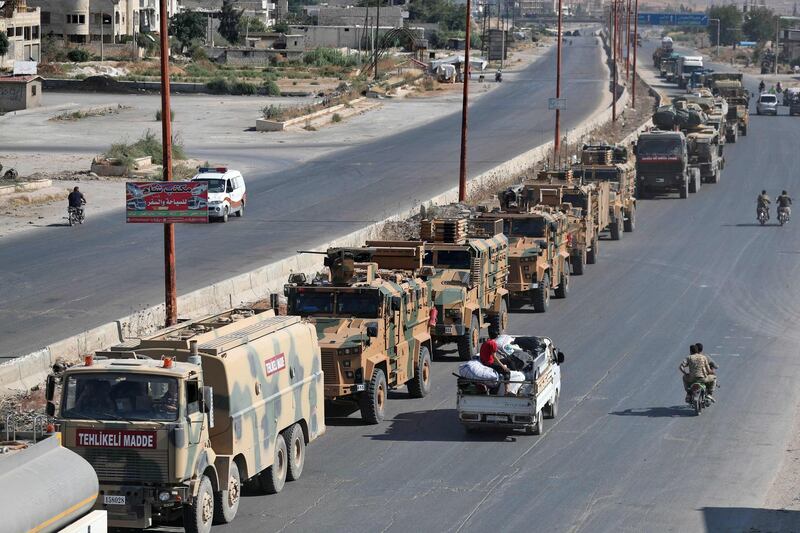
[[366, 219, 509, 361], [475, 208, 570, 312], [710, 75, 749, 137], [573, 143, 637, 241], [685, 129, 723, 185], [47, 308, 324, 533], [635, 130, 699, 198], [285, 246, 433, 424]]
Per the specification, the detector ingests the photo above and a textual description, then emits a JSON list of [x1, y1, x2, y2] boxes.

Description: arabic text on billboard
[[126, 181, 209, 223], [638, 13, 708, 27]]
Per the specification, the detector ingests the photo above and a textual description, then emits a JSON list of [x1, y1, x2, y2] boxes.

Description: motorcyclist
[[757, 190, 771, 220], [679, 344, 716, 402], [68, 186, 86, 217], [777, 189, 792, 219], [759, 79, 766, 93], [495, 69, 502, 83], [776, 81, 783, 94]]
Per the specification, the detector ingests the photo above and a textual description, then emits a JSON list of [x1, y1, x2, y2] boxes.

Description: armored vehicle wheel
[[360, 368, 387, 424], [610, 218, 622, 241], [457, 315, 480, 361], [624, 206, 635, 233], [531, 273, 550, 313], [554, 264, 569, 299], [544, 392, 559, 419], [236, 200, 244, 217], [488, 300, 508, 335], [679, 179, 688, 199], [586, 239, 598, 265], [213, 462, 241, 524], [259, 435, 288, 494], [408, 345, 432, 398], [284, 423, 306, 482], [572, 253, 585, 275], [184, 475, 214, 533]]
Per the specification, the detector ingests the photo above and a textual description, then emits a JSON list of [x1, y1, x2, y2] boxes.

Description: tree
[[707, 5, 742, 46], [273, 21, 290, 34], [239, 15, 269, 38], [219, 0, 244, 44], [743, 6, 777, 43], [0, 32, 8, 57], [408, 0, 466, 32], [169, 10, 206, 53]]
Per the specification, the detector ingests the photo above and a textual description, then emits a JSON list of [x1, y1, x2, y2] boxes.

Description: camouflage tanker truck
[[475, 207, 570, 312], [573, 143, 637, 237], [285, 245, 433, 423], [47, 308, 324, 533], [367, 217, 509, 361]]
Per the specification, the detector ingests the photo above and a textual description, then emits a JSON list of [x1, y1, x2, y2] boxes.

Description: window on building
[[32, 26, 39, 39], [32, 85, 37, 96], [24, 26, 30, 40], [15, 27, 22, 37], [5, 28, 12, 38], [115, 12, 120, 24], [79, 14, 86, 24], [41, 12, 51, 25]]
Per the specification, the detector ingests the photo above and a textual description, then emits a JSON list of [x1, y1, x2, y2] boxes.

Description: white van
[[191, 167, 246, 222]]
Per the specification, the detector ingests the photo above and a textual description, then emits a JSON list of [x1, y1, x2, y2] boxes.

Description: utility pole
[[632, 0, 638, 106], [458, 0, 472, 202], [159, 0, 176, 326], [554, 0, 563, 159], [709, 18, 720, 57], [100, 11, 104, 61], [612, 0, 618, 122], [625, 0, 631, 79], [775, 17, 780, 75], [374, 0, 380, 80]]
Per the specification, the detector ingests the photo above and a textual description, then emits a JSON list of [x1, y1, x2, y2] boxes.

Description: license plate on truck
[[104, 495, 126, 505], [486, 415, 508, 423]]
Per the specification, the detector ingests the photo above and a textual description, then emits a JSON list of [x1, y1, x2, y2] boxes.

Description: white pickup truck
[[457, 336, 564, 435]]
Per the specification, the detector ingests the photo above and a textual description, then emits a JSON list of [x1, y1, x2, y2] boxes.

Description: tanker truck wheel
[[624, 205, 636, 232], [571, 252, 585, 275], [360, 368, 387, 424], [741, 124, 747, 136], [679, 179, 689, 199], [184, 475, 214, 533], [587, 239, 598, 265], [610, 218, 622, 240], [284, 423, 306, 482], [258, 436, 288, 494], [531, 273, 550, 313], [213, 463, 241, 524], [456, 315, 480, 361], [408, 345, 432, 398]]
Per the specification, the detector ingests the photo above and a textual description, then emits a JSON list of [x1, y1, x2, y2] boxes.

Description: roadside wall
[[0, 34, 641, 397]]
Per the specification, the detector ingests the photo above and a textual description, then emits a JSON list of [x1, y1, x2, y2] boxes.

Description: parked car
[[191, 167, 246, 222], [756, 93, 778, 115]]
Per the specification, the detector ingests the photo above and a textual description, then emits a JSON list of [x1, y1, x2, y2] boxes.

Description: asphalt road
[[203, 50, 800, 532], [0, 33, 610, 359]]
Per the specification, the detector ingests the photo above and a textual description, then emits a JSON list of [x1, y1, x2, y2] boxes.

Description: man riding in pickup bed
[[479, 339, 510, 377]]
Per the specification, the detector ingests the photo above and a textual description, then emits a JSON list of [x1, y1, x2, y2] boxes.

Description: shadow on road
[[368, 409, 511, 442], [725, 223, 784, 227], [609, 405, 694, 418], [702, 506, 800, 532]]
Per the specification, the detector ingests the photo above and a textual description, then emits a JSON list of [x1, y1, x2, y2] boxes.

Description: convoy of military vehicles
[[22, 33, 760, 533]]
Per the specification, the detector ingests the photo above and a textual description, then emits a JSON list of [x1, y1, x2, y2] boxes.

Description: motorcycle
[[757, 206, 769, 225], [778, 207, 790, 226], [495, 71, 503, 83], [687, 381, 712, 415], [68, 206, 85, 226]]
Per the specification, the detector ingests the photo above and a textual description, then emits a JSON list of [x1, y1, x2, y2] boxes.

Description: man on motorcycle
[[777, 190, 792, 220], [757, 190, 771, 220], [759, 80, 766, 93], [68, 186, 86, 213], [680, 345, 716, 402]]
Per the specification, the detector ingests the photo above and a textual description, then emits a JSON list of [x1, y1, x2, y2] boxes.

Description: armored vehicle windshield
[[61, 373, 179, 422], [289, 288, 383, 318], [504, 218, 547, 238], [422, 249, 471, 269]]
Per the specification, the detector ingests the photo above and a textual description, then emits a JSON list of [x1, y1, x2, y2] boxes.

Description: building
[[27, 0, 177, 44], [178, 0, 276, 28], [205, 31, 305, 63], [0, 1, 42, 69], [306, 6, 405, 27], [0, 75, 42, 111], [782, 28, 800, 60], [290, 24, 421, 49]]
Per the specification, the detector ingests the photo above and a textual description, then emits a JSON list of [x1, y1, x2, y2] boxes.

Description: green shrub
[[67, 49, 91, 62], [262, 104, 284, 120], [155, 108, 175, 121], [303, 47, 359, 67], [230, 80, 258, 95], [331, 113, 342, 123], [206, 78, 230, 94], [104, 130, 186, 169], [263, 79, 281, 96]]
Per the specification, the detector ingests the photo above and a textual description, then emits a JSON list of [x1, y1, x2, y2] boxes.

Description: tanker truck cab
[[50, 314, 325, 533]]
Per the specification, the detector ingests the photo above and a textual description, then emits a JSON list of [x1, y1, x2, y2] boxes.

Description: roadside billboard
[[638, 13, 709, 26], [126, 181, 209, 223]]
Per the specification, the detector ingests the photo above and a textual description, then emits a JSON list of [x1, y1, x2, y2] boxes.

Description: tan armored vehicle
[[709, 74, 749, 137], [573, 143, 637, 240], [47, 307, 324, 533], [475, 208, 570, 312], [368, 217, 509, 361], [285, 245, 433, 424]]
